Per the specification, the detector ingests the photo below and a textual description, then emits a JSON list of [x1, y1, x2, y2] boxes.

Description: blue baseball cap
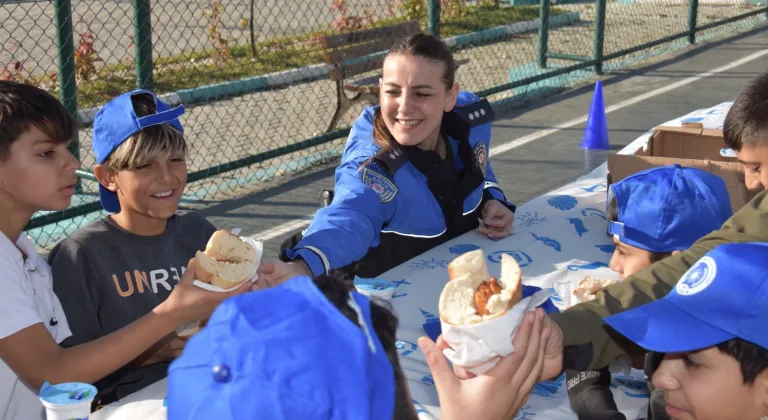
[[608, 164, 732, 253], [92, 90, 185, 213], [167, 275, 395, 420], [604, 243, 768, 353]]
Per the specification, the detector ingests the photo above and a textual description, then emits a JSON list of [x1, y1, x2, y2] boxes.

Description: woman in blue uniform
[[267, 33, 516, 283]]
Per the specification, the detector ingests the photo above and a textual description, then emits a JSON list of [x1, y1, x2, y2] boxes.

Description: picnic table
[[90, 102, 732, 420]]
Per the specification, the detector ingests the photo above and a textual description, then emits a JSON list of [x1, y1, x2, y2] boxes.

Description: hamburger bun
[[439, 250, 523, 325], [573, 276, 614, 301], [195, 230, 259, 290]]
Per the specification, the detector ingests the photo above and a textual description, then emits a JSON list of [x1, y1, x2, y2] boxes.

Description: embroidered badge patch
[[362, 168, 397, 203], [676, 256, 717, 296], [474, 142, 487, 177]]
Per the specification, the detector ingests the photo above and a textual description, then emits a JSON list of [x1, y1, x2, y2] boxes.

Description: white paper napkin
[[441, 289, 553, 375]]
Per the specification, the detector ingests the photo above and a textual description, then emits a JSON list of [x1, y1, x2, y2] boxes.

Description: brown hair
[[0, 81, 76, 161], [724, 70, 768, 151], [102, 93, 186, 171], [371, 33, 456, 157]]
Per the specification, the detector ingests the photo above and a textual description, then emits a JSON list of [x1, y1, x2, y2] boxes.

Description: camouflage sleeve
[[553, 191, 768, 370]]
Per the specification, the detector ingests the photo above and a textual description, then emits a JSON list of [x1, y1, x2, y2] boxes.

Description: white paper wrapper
[[441, 289, 554, 375], [192, 235, 263, 293]]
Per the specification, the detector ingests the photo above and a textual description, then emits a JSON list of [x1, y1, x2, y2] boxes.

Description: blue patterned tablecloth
[[384, 102, 733, 420]]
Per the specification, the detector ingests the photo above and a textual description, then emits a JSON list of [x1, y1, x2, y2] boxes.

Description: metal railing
[[1, 0, 765, 248]]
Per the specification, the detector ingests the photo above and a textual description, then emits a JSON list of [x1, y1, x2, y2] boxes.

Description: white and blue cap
[[604, 242, 768, 353], [167, 275, 395, 420], [608, 164, 732, 253], [92, 89, 185, 213]]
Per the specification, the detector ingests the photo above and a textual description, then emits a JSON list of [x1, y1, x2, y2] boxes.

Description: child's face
[[609, 236, 653, 281], [0, 126, 78, 212], [104, 152, 187, 222], [652, 348, 767, 420], [738, 145, 768, 192]]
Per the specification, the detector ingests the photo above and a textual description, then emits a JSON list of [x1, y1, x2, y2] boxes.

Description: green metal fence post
[[428, 0, 441, 37], [593, 0, 606, 75], [54, 0, 80, 191], [538, 0, 551, 68], [688, 0, 699, 44], [132, 0, 154, 89]]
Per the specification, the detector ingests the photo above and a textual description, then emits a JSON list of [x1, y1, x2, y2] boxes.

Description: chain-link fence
[[1, 0, 765, 249]]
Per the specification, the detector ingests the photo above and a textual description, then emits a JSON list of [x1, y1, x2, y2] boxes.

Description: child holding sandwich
[[603, 242, 768, 420], [566, 164, 733, 420], [47, 89, 232, 406], [0, 82, 244, 420]]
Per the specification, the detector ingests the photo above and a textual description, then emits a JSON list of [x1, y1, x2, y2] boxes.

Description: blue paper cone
[[580, 81, 610, 150]]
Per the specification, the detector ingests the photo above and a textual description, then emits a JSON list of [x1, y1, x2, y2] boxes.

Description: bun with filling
[[573, 276, 615, 301], [439, 250, 523, 325], [195, 230, 259, 289]]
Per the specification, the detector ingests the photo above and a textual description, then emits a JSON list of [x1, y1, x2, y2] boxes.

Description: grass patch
[[442, 5, 562, 36], [72, 5, 566, 108]]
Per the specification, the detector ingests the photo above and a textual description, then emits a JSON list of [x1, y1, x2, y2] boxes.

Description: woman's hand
[[254, 258, 313, 290], [419, 309, 550, 420], [479, 199, 515, 239]]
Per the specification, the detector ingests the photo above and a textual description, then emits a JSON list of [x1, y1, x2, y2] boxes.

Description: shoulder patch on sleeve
[[361, 167, 398, 203], [453, 98, 495, 127], [473, 142, 487, 177]]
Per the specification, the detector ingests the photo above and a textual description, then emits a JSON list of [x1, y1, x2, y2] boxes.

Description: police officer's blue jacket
[[285, 91, 515, 278]]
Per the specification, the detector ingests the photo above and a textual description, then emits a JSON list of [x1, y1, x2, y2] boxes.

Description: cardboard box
[[607, 123, 758, 213]]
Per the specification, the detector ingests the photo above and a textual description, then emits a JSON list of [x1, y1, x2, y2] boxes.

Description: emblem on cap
[[474, 143, 487, 177], [675, 256, 717, 296]]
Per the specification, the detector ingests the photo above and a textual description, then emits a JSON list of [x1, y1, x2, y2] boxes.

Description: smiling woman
[[266, 33, 517, 284]]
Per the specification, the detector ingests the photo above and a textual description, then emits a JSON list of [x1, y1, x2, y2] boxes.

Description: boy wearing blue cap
[[47, 90, 235, 406], [567, 165, 733, 420], [604, 242, 768, 420], [0, 82, 241, 420]]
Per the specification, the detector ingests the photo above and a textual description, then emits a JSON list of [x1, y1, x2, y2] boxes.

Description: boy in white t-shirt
[[0, 81, 248, 420]]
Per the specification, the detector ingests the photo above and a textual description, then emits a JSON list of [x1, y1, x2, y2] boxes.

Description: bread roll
[[439, 250, 523, 325], [195, 230, 259, 290], [573, 276, 615, 301]]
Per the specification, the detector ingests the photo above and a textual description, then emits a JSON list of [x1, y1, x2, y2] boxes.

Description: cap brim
[[98, 184, 121, 213], [604, 298, 735, 353]]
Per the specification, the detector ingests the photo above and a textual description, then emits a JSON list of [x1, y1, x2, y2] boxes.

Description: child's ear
[[93, 164, 119, 192], [756, 369, 768, 416]]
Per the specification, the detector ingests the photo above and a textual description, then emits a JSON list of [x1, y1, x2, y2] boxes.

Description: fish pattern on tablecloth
[[373, 103, 733, 420]]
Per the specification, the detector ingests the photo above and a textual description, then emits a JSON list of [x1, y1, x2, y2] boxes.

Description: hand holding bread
[[168, 230, 262, 338], [437, 249, 552, 375]]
